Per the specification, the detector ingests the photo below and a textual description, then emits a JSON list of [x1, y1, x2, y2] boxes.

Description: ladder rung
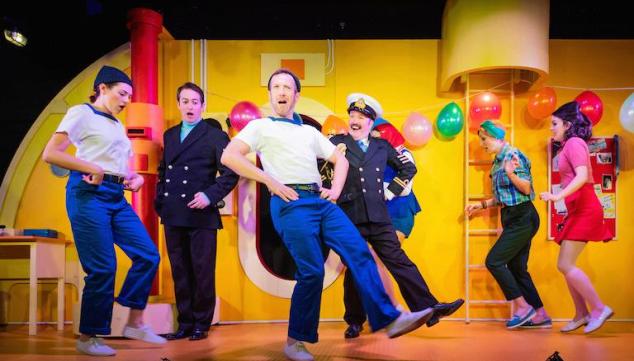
[[468, 229, 499, 236], [468, 159, 491, 166], [468, 300, 510, 305], [467, 194, 492, 200]]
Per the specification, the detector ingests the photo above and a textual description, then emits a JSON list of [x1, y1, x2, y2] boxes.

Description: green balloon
[[436, 102, 464, 138]]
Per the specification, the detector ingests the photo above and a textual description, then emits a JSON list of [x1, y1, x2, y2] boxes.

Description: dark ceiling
[[1, 0, 633, 179]]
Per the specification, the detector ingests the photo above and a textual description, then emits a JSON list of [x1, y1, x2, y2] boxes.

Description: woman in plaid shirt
[[466, 120, 551, 329]]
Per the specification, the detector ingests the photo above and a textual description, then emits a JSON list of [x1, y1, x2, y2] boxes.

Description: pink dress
[[555, 137, 613, 244]]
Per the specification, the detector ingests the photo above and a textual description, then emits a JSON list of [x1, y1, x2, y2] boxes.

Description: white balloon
[[619, 93, 634, 133]]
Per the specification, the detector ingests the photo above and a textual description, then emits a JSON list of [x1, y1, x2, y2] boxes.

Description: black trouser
[[343, 221, 438, 326], [164, 226, 218, 331], [485, 201, 543, 309]]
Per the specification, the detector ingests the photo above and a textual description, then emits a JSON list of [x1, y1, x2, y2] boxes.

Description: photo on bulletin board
[[602, 174, 613, 191], [597, 152, 612, 164], [547, 136, 618, 240]]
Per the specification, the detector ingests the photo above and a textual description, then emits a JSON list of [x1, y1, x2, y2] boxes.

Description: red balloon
[[321, 115, 348, 136], [527, 87, 557, 119], [575, 90, 603, 125], [469, 92, 501, 130], [375, 123, 405, 149], [229, 101, 262, 131]]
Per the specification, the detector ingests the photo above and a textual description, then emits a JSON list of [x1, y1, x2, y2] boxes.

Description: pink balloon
[[402, 112, 432, 148], [229, 101, 262, 131], [575, 91, 603, 125]]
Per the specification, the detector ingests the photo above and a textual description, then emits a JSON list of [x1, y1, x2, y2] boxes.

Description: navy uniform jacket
[[330, 134, 416, 225], [155, 121, 239, 229]]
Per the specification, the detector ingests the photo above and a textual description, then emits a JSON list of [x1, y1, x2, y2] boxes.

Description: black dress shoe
[[189, 329, 208, 341], [426, 299, 465, 327], [164, 329, 192, 340], [344, 324, 363, 339]]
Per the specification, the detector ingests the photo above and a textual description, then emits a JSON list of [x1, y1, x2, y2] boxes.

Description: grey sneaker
[[283, 341, 314, 361], [76, 337, 116, 356], [122, 325, 167, 344], [386, 308, 434, 338]]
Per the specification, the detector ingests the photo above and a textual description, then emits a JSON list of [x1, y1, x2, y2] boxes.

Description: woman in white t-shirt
[[42, 66, 165, 356]]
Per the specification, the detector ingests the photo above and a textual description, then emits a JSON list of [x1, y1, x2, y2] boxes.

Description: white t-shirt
[[56, 104, 132, 176], [234, 117, 336, 186]]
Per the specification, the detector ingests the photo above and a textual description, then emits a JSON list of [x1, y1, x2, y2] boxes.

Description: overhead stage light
[[4, 28, 27, 47]]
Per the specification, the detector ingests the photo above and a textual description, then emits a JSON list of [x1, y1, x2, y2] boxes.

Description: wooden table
[[0, 236, 67, 335]]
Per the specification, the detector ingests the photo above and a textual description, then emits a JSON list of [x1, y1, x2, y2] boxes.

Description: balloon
[[619, 93, 634, 133], [527, 87, 557, 119], [401, 112, 432, 148], [375, 123, 405, 149], [437, 102, 464, 138], [321, 115, 347, 136], [229, 101, 262, 131], [575, 90, 603, 125], [469, 92, 501, 129]]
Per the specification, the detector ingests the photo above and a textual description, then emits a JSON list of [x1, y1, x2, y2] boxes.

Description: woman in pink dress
[[539, 101, 613, 334]]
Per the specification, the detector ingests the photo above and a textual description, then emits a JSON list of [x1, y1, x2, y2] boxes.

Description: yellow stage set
[[1, 1, 633, 356]]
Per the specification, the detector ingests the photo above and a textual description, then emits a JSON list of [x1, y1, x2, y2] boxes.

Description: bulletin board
[[547, 136, 619, 240]]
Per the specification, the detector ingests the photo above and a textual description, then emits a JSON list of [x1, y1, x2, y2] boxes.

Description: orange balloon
[[321, 115, 348, 136], [527, 87, 557, 119]]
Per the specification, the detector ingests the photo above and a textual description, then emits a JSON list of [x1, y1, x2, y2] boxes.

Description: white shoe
[[283, 341, 314, 361], [560, 315, 589, 333], [76, 337, 116, 356], [386, 308, 434, 338], [584, 306, 614, 334], [122, 325, 167, 344]]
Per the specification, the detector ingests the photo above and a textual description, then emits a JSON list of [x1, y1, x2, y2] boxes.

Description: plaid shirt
[[491, 143, 534, 206]]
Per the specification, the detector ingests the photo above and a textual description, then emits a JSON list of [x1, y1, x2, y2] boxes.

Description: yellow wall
[[3, 39, 633, 323]]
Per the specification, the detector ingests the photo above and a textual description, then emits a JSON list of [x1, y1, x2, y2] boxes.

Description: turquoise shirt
[[491, 143, 535, 206], [180, 119, 201, 142]]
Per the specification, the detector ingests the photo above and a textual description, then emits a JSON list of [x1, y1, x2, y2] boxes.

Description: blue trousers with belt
[[270, 190, 400, 343], [66, 172, 160, 335]]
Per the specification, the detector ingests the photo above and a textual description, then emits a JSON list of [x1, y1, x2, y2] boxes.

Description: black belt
[[286, 183, 320, 193], [103, 174, 125, 184]]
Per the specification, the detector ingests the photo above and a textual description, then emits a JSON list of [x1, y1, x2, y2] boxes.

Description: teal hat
[[480, 120, 505, 139]]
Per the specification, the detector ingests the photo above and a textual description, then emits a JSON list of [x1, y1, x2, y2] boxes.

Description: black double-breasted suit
[[155, 121, 238, 332], [329, 134, 438, 326]]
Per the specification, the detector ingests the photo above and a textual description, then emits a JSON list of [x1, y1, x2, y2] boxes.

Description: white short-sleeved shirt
[[56, 104, 132, 176], [234, 117, 336, 186]]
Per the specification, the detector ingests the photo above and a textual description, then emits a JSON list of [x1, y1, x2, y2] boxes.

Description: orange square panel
[[280, 59, 305, 79]]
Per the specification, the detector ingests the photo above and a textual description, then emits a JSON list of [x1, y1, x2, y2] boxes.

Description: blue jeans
[[270, 191, 399, 343], [66, 172, 160, 335]]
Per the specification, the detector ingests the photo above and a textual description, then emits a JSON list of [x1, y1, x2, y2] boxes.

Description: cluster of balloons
[[526, 88, 606, 126], [227, 88, 634, 141]]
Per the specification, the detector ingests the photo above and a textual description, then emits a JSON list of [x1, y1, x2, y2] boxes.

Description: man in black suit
[[155, 82, 239, 341], [330, 93, 464, 339]]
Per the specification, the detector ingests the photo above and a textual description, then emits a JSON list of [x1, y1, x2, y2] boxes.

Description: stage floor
[[0, 320, 632, 360]]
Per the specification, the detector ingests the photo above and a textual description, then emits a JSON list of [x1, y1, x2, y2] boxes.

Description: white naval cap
[[346, 92, 383, 120]]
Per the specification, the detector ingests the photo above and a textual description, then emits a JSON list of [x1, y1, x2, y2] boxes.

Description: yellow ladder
[[464, 71, 516, 323]]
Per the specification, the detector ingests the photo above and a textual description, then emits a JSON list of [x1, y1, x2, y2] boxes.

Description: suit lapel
[[167, 122, 206, 163], [345, 135, 365, 164]]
